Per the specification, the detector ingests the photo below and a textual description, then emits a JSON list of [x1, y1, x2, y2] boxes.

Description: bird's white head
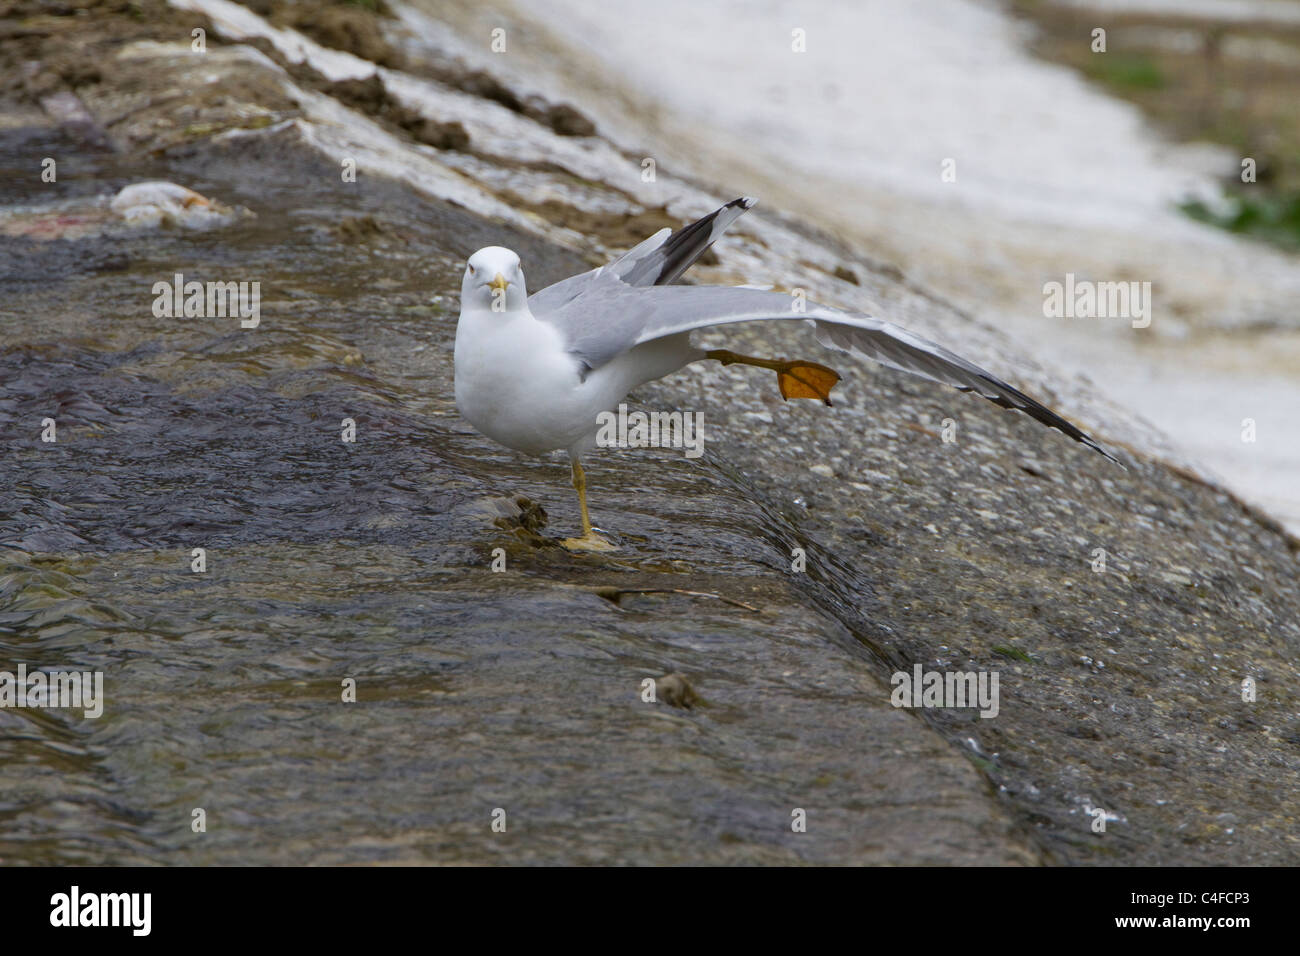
[[461, 246, 528, 314]]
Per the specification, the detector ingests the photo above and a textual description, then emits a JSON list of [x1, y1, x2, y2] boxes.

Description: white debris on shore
[[109, 181, 242, 229]]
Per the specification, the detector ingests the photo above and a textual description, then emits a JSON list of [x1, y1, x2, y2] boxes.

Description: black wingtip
[[1093, 442, 1129, 471], [960, 379, 1127, 470], [633, 196, 760, 287]]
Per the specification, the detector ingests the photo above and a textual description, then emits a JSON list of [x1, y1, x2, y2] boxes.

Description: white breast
[[454, 308, 592, 455]]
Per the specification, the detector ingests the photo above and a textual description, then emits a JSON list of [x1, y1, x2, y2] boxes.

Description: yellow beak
[[489, 273, 510, 294]]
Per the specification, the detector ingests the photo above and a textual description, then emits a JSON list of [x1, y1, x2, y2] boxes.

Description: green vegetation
[[1086, 53, 1165, 91], [1182, 193, 1300, 250]]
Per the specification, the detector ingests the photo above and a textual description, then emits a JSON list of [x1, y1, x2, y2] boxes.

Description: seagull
[[455, 197, 1121, 550]]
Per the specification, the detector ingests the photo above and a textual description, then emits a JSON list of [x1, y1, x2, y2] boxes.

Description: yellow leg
[[562, 458, 616, 551], [706, 349, 840, 405], [573, 458, 592, 536]]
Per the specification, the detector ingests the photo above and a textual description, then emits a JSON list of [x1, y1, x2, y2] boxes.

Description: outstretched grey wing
[[529, 197, 758, 315], [539, 281, 1124, 466]]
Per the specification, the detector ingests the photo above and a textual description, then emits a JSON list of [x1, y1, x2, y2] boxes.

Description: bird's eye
[[468, 265, 476, 275]]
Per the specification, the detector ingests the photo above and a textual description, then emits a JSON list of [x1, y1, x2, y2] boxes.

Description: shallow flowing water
[[1, 119, 1044, 864]]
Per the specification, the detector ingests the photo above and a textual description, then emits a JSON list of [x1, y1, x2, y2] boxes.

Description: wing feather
[[540, 282, 1124, 466], [528, 197, 756, 314], [527, 198, 1120, 465]]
